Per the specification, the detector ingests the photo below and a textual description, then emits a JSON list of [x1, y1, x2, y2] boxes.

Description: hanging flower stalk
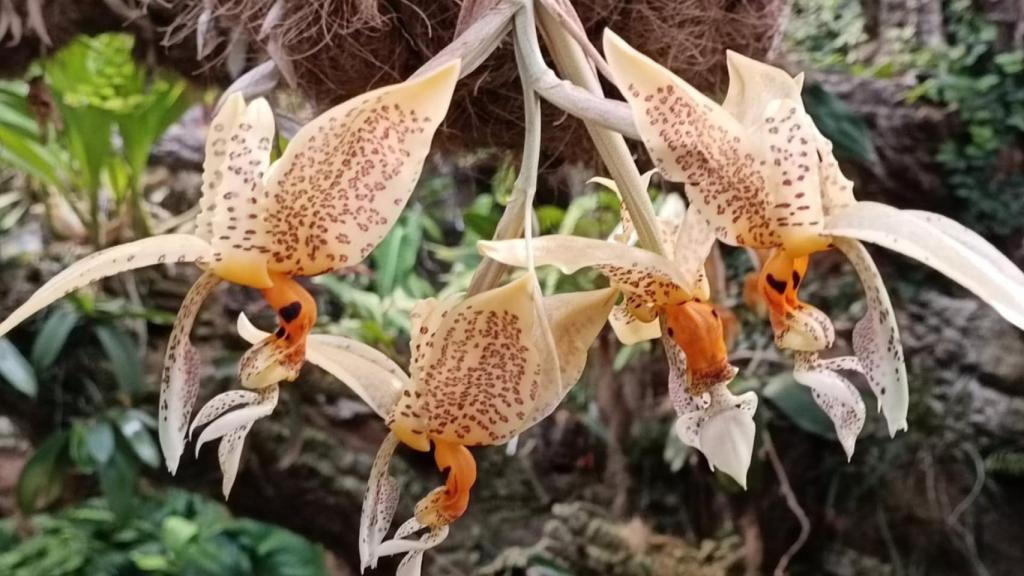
[[0, 61, 461, 495], [480, 173, 759, 486], [602, 29, 1024, 456]]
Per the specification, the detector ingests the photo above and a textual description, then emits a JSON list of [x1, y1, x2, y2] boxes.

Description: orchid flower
[[603, 29, 1024, 456], [237, 271, 614, 574], [480, 175, 758, 487], [0, 61, 461, 495]]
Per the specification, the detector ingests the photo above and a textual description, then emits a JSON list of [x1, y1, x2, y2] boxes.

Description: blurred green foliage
[[907, 2, 1024, 237], [0, 297, 164, 517], [0, 490, 327, 576], [0, 33, 193, 244]]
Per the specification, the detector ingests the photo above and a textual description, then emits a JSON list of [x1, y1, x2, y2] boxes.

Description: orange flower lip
[[663, 300, 735, 395], [433, 439, 477, 523]]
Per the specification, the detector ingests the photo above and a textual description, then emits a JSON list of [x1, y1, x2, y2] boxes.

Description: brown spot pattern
[[625, 80, 776, 247], [263, 92, 441, 277], [159, 271, 222, 460]]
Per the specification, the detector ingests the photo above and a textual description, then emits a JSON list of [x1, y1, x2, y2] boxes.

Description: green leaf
[[86, 420, 116, 465], [462, 212, 499, 239], [803, 83, 878, 165], [17, 431, 70, 513], [161, 516, 199, 550], [762, 374, 837, 440], [98, 449, 137, 518], [30, 307, 79, 371], [92, 324, 143, 396], [116, 410, 161, 469], [0, 338, 38, 397]]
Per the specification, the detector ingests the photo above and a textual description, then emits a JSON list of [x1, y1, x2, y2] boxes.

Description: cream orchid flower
[[603, 29, 1024, 455], [237, 271, 614, 574], [479, 176, 758, 487], [0, 61, 461, 495]]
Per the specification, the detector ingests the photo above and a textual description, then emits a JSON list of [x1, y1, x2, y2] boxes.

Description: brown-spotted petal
[[757, 98, 827, 253], [191, 384, 279, 498], [261, 61, 461, 278], [479, 235, 696, 306], [832, 238, 908, 437], [0, 234, 212, 339], [393, 273, 549, 447], [360, 432, 402, 572], [204, 95, 277, 289], [603, 29, 775, 248], [793, 353, 865, 460], [159, 271, 222, 475]]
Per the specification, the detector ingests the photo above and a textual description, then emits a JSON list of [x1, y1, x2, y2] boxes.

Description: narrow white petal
[[159, 271, 222, 475], [218, 422, 254, 499], [826, 201, 1024, 330], [0, 235, 211, 338], [793, 353, 865, 459], [905, 210, 1024, 288], [193, 385, 279, 457], [360, 433, 401, 572], [833, 238, 908, 436]]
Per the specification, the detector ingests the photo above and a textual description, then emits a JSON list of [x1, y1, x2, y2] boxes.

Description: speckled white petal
[[393, 273, 549, 447], [159, 271, 222, 475], [0, 234, 211, 339], [360, 432, 401, 572], [204, 95, 277, 289], [833, 238, 908, 436], [192, 385, 279, 498], [672, 204, 715, 301], [826, 201, 1024, 330], [793, 353, 865, 459], [193, 385, 279, 459]]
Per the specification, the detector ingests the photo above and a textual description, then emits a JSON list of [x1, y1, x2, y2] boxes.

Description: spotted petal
[[237, 313, 405, 418], [832, 238, 908, 436], [479, 236, 698, 305], [260, 61, 461, 278], [391, 272, 557, 448], [159, 271, 222, 475], [374, 518, 450, 576], [825, 201, 1024, 330], [603, 30, 774, 248], [793, 353, 865, 459], [198, 94, 277, 289], [0, 234, 212, 339], [191, 384, 280, 498], [360, 432, 402, 572]]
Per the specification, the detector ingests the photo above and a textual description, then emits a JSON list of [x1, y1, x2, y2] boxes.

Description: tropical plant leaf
[[0, 339, 38, 397], [30, 307, 79, 371], [17, 431, 70, 513], [92, 324, 143, 396]]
